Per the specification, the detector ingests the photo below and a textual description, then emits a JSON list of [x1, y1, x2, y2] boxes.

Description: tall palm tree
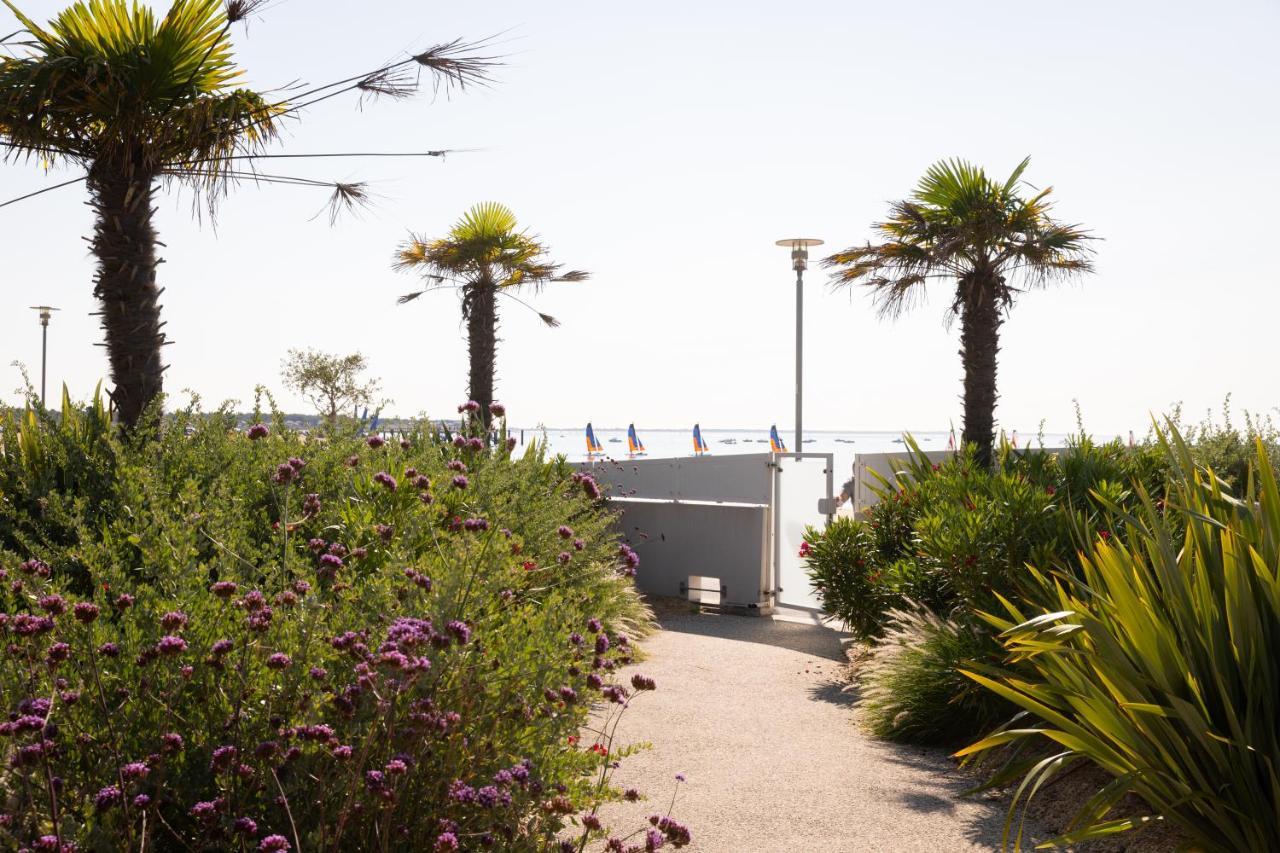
[[395, 202, 588, 427], [0, 0, 493, 429], [824, 157, 1094, 467], [0, 0, 280, 428]]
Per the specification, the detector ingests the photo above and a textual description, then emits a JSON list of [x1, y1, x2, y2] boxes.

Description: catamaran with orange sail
[[769, 424, 787, 453], [627, 424, 646, 456], [692, 423, 709, 455], [585, 423, 605, 456]]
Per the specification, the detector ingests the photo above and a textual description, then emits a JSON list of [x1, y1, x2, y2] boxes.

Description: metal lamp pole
[[29, 306, 59, 407], [775, 239, 822, 452]]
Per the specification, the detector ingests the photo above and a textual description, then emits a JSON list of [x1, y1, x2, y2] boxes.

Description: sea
[[510, 427, 1075, 483]]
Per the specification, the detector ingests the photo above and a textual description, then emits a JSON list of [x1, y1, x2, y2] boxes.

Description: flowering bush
[[0, 390, 660, 850]]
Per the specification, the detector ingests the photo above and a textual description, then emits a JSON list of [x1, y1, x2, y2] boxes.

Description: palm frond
[[411, 36, 500, 92]]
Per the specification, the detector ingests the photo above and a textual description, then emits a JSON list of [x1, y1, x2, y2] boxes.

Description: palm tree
[[0, 0, 493, 429], [395, 202, 588, 427], [824, 157, 1094, 467]]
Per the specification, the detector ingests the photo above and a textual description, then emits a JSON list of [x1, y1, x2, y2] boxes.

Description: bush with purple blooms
[[0, 388, 659, 850]]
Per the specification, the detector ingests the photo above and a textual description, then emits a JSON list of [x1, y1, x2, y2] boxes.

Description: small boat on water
[[720, 438, 737, 445], [608, 437, 622, 443], [585, 423, 605, 455], [769, 425, 787, 453], [627, 424, 647, 457], [692, 423, 710, 455]]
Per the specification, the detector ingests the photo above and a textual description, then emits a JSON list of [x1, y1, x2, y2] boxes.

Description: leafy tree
[[0, 0, 492, 430], [281, 348, 384, 429], [394, 202, 587, 426], [824, 158, 1094, 466]]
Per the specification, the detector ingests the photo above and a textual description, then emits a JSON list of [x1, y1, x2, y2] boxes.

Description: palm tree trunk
[[88, 165, 167, 432], [466, 284, 498, 428], [959, 282, 1002, 468]]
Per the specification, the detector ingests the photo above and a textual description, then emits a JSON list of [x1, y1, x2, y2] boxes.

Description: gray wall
[[614, 498, 770, 610]]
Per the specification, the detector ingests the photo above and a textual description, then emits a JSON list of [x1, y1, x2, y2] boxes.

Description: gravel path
[[594, 605, 1035, 852]]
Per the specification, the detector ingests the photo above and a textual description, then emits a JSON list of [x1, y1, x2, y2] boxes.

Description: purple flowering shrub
[[0, 392, 660, 850]]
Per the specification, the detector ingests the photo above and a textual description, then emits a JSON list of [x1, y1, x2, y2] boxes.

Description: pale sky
[[3, 0, 1278, 434]]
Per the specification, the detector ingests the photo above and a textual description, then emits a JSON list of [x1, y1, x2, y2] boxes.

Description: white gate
[[771, 453, 834, 611]]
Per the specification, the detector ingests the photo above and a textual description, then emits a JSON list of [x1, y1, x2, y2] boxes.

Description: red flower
[[1098, 530, 1111, 540], [567, 735, 579, 746], [798, 541, 812, 558], [1045, 485, 1056, 495], [589, 743, 607, 756]]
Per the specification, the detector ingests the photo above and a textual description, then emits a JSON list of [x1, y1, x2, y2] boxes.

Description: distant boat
[[627, 423, 647, 456], [892, 438, 905, 444], [802, 439, 815, 444], [769, 425, 787, 453], [608, 437, 622, 443], [692, 423, 710, 455], [720, 438, 737, 445], [585, 423, 605, 455]]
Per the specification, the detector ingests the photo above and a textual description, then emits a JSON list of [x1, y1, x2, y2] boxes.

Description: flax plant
[[958, 427, 1280, 851]]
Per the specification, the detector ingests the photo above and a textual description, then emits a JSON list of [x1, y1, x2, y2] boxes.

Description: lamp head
[[775, 238, 823, 272]]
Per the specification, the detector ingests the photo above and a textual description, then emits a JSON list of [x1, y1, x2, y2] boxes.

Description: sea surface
[[511, 427, 1074, 482]]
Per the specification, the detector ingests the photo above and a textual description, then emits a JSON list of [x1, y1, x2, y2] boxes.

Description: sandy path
[[593, 606, 1035, 852]]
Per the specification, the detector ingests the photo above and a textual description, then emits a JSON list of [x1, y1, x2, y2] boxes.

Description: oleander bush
[[0, 389, 666, 852], [960, 430, 1280, 851]]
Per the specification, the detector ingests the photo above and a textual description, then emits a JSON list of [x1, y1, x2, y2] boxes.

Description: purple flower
[[234, 817, 259, 837], [373, 471, 398, 490], [435, 833, 459, 852], [114, 593, 135, 610], [490, 402, 506, 417], [266, 653, 292, 670], [587, 618, 603, 633], [303, 493, 322, 515], [211, 639, 233, 657], [573, 538, 585, 551], [461, 400, 481, 414], [19, 559, 51, 577], [557, 552, 571, 565], [319, 553, 343, 570], [557, 525, 574, 539], [161, 732, 184, 752], [645, 828, 665, 850], [210, 745, 239, 770], [367, 435, 386, 449], [38, 595, 66, 616], [288, 456, 306, 472], [247, 423, 269, 440], [309, 666, 327, 680], [158, 635, 187, 655], [272, 462, 296, 485], [446, 620, 471, 645], [447, 460, 467, 473], [121, 761, 149, 780], [587, 673, 603, 689], [385, 758, 408, 775], [133, 793, 152, 808], [400, 438, 411, 449], [190, 800, 218, 820], [463, 517, 489, 532], [211, 581, 238, 598], [95, 785, 123, 810], [259, 836, 291, 852], [451, 474, 469, 490], [581, 475, 602, 500], [70, 601, 102, 625], [631, 674, 657, 691], [569, 632, 584, 646], [46, 642, 71, 664], [161, 611, 188, 630]]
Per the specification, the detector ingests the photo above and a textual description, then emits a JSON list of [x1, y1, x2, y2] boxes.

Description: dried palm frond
[[355, 67, 416, 107], [225, 0, 269, 23], [318, 181, 371, 225], [412, 37, 501, 93]]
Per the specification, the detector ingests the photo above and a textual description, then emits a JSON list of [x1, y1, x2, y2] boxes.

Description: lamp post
[[29, 306, 59, 407], [774, 239, 822, 452]]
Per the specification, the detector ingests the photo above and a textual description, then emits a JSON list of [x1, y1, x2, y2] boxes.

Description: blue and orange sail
[[585, 422, 605, 455], [692, 423, 709, 455], [627, 423, 646, 456], [769, 425, 787, 453]]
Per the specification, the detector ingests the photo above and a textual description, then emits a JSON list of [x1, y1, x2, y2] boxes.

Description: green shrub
[[0, 390, 659, 851], [959, 430, 1280, 852], [860, 604, 1013, 746]]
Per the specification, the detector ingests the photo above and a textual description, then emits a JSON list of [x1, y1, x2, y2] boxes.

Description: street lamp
[[29, 305, 59, 407], [774, 238, 823, 453]]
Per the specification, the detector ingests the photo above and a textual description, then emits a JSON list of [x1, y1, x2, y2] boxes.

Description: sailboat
[[627, 423, 647, 456], [947, 424, 957, 452], [769, 424, 787, 453], [692, 423, 710, 455], [585, 423, 605, 455]]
